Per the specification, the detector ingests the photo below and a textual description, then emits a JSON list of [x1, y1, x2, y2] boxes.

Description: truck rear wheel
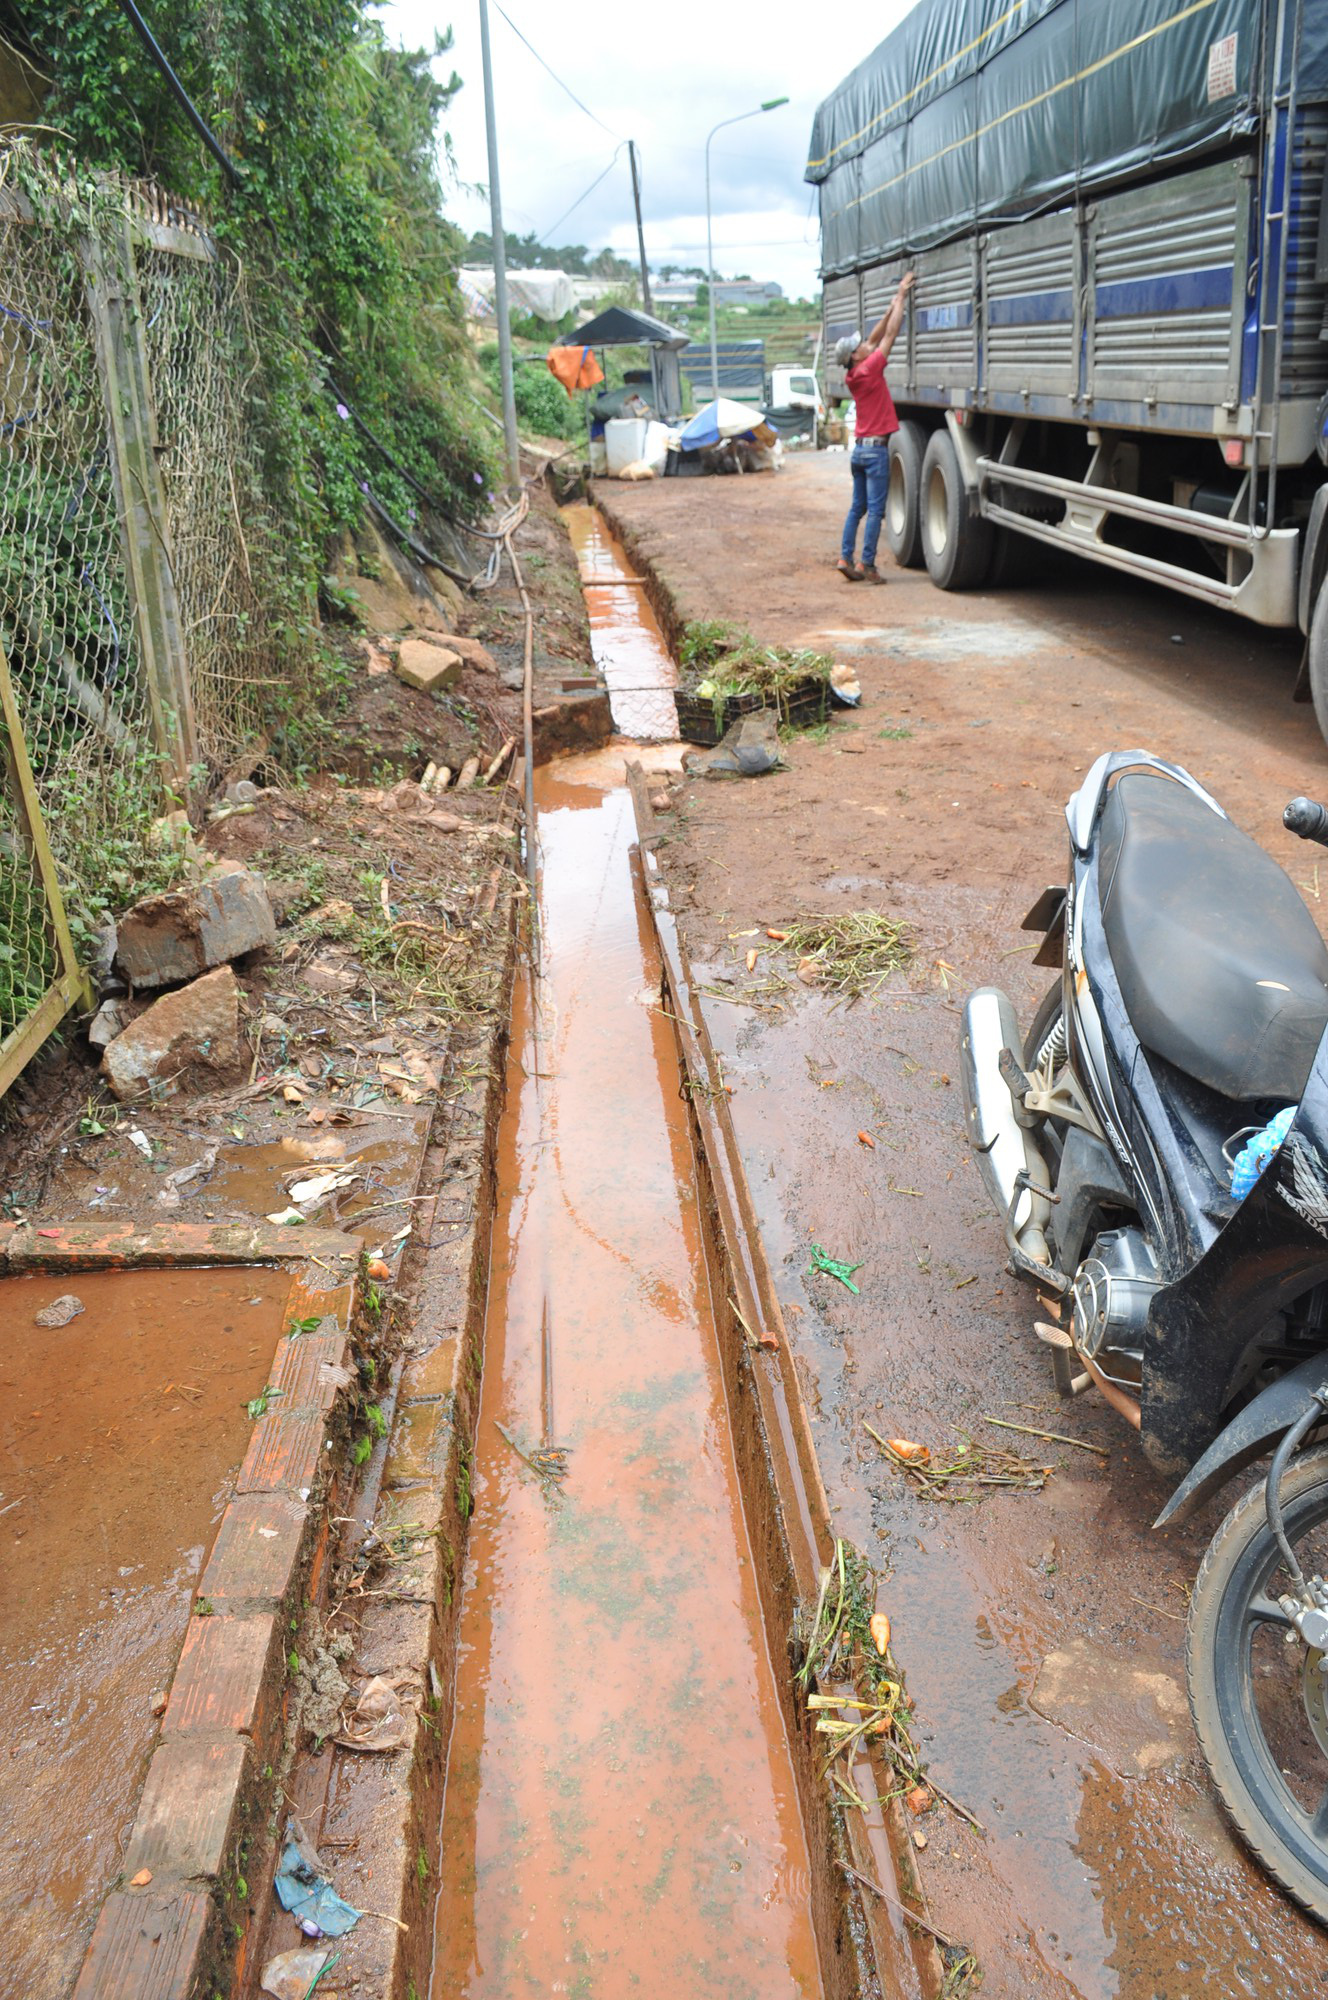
[[1308, 584, 1328, 754], [920, 429, 994, 590], [885, 420, 926, 569]]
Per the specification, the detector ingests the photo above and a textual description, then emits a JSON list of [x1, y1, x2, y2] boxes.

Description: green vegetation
[[677, 619, 833, 731], [773, 912, 916, 998], [13, 0, 500, 589]]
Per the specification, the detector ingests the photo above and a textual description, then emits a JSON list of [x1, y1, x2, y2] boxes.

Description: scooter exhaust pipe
[[961, 987, 1054, 1268]]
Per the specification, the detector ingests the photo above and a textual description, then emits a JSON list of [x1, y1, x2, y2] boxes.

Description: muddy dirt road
[[600, 456, 1328, 1997]]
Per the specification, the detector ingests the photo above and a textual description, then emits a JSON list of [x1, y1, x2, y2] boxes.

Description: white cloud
[[378, 0, 915, 299]]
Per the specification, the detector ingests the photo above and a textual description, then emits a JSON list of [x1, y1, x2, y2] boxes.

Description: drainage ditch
[[428, 503, 932, 1999]]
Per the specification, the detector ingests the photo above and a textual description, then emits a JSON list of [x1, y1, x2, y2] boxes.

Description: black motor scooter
[[962, 749, 1328, 1922]]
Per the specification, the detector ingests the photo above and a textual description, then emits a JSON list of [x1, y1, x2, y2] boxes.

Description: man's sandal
[[837, 558, 863, 581], [858, 564, 887, 585]]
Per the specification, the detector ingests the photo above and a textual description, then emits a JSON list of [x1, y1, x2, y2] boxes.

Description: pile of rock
[[91, 858, 276, 1100]]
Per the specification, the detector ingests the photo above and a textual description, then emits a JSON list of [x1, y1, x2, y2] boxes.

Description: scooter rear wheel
[[1186, 1444, 1328, 1922]]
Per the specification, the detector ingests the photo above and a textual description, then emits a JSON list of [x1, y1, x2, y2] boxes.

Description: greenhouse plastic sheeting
[[808, 0, 1328, 273]]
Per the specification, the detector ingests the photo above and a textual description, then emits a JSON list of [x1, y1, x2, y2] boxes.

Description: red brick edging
[[72, 1264, 359, 2000]]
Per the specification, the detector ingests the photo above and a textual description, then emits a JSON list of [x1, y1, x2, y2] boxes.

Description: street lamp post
[[705, 97, 788, 408]]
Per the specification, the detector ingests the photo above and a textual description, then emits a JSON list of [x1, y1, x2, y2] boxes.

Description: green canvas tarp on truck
[[808, 0, 1328, 275]]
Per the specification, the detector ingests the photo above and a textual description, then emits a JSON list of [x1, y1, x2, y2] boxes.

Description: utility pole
[[478, 0, 521, 490], [628, 141, 652, 314]]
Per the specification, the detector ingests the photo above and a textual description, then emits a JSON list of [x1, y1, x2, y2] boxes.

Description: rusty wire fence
[[0, 156, 307, 1094]]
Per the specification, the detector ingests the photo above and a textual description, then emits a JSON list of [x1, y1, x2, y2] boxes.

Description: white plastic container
[[588, 437, 608, 476], [605, 418, 649, 476], [640, 421, 670, 475]]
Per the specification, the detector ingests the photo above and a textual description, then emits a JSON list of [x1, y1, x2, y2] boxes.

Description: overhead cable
[[539, 146, 625, 244], [492, 2, 620, 140], [115, 0, 243, 186]]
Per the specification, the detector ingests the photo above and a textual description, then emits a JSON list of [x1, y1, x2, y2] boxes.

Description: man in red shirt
[[835, 272, 915, 583]]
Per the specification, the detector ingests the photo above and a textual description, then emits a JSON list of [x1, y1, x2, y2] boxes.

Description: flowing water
[[561, 504, 679, 742], [430, 518, 822, 1998]]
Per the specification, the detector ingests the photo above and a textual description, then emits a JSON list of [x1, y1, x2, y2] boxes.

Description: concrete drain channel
[[426, 507, 934, 2000]]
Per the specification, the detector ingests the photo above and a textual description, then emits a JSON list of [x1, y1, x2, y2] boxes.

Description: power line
[[539, 146, 625, 244], [492, 2, 621, 140], [116, 0, 242, 185]]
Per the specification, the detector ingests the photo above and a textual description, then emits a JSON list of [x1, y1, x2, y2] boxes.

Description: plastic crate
[[674, 678, 827, 746]]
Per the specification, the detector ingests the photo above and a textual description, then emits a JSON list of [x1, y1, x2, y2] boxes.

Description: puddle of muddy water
[[430, 766, 821, 1999], [694, 909, 1328, 1998], [560, 503, 680, 741], [0, 1265, 291, 2000]]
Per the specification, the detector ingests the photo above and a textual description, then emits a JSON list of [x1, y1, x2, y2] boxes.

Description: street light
[[705, 97, 789, 410]]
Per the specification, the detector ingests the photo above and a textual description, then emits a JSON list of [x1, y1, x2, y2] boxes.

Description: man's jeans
[[841, 438, 890, 567]]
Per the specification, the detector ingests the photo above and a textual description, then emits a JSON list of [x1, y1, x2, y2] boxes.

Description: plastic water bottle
[[1231, 1105, 1297, 1198]]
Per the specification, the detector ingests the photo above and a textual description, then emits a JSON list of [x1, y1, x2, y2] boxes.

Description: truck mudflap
[[1153, 1352, 1328, 1528]]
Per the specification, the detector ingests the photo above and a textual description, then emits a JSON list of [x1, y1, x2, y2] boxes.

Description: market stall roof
[[558, 306, 689, 351]]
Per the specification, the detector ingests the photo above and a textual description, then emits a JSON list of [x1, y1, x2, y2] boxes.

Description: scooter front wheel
[[1187, 1444, 1328, 1921]]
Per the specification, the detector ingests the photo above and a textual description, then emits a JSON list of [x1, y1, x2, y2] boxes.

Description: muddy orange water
[[560, 503, 679, 741], [430, 758, 822, 1999], [0, 1265, 290, 2000]]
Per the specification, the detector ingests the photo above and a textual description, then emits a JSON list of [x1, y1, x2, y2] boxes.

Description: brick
[[269, 1331, 351, 1411], [395, 639, 461, 692], [164, 1613, 277, 1738], [382, 1396, 454, 1489], [284, 1271, 352, 1329], [238, 1407, 327, 1495], [3, 1219, 357, 1271], [200, 1493, 308, 1608], [399, 1340, 462, 1403], [73, 1886, 211, 2000], [355, 1596, 437, 1678], [124, 1737, 250, 1881]]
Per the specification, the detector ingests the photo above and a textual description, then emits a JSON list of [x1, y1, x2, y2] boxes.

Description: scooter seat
[[1098, 773, 1328, 1100]]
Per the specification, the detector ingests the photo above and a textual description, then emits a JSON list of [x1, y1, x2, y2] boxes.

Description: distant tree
[[589, 247, 634, 281]]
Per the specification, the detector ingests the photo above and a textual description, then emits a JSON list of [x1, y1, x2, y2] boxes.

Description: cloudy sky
[[381, 0, 914, 300]]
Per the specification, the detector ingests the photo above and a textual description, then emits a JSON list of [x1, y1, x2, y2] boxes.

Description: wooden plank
[[0, 972, 83, 1100], [129, 218, 217, 263], [0, 641, 93, 1004], [82, 220, 198, 789]]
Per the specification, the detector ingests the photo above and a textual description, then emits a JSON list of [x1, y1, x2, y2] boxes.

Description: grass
[[865, 1421, 1053, 1503], [776, 911, 916, 997]]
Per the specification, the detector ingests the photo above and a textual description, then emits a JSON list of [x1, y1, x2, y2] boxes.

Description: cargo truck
[[809, 0, 1328, 743]]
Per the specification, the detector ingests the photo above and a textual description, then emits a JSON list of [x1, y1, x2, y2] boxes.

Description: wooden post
[[82, 213, 197, 797], [0, 639, 95, 1094]]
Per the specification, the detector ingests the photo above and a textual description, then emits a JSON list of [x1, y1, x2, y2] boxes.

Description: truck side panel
[[906, 238, 980, 404], [981, 209, 1079, 413], [1085, 158, 1246, 424]]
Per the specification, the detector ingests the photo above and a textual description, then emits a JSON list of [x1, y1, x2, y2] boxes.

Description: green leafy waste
[[808, 1243, 864, 1294]]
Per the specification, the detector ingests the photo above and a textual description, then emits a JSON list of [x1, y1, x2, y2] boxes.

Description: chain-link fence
[[0, 161, 304, 1094]]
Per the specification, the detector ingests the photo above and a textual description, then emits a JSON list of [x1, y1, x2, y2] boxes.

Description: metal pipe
[[704, 99, 788, 408], [977, 457, 1265, 549], [980, 502, 1296, 620], [478, 0, 521, 490], [1080, 1349, 1141, 1429]]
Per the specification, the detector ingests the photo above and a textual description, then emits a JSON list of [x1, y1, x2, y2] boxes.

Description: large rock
[[394, 640, 461, 693], [412, 632, 499, 677], [116, 860, 275, 990], [102, 967, 241, 1099]]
